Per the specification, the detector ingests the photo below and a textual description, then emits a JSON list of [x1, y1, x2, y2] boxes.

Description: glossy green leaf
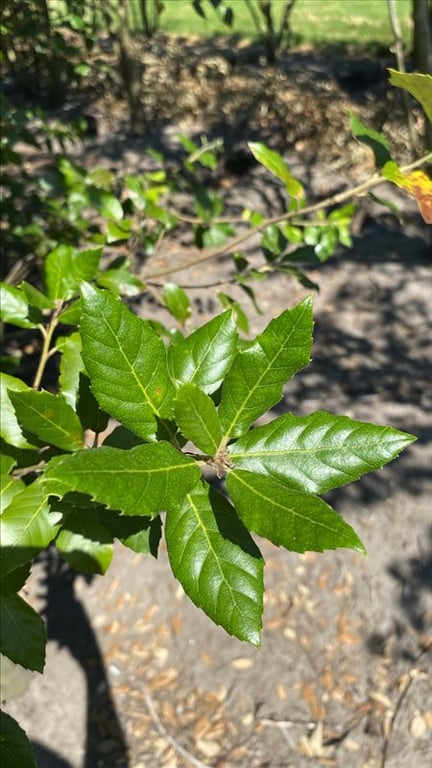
[[174, 383, 222, 455], [219, 298, 313, 438], [0, 284, 38, 329], [97, 267, 145, 296], [0, 593, 46, 672], [44, 245, 102, 300], [99, 193, 123, 221], [168, 310, 237, 394], [57, 332, 83, 409], [102, 510, 161, 556], [0, 481, 60, 575], [0, 563, 31, 597], [227, 470, 365, 554], [43, 443, 201, 517], [19, 282, 54, 311], [162, 283, 191, 324], [106, 217, 132, 243], [0, 375, 37, 450], [229, 411, 416, 493], [55, 507, 113, 574], [0, 455, 24, 514], [0, 711, 37, 768], [248, 142, 304, 198], [8, 390, 84, 451], [350, 114, 391, 168], [80, 283, 175, 440], [389, 69, 432, 122], [165, 481, 264, 645]]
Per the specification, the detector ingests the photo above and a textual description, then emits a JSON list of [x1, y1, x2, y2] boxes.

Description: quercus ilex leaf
[[0, 711, 37, 768], [43, 443, 200, 517], [80, 283, 175, 440], [227, 470, 365, 554], [174, 383, 222, 455], [165, 481, 264, 645], [219, 298, 313, 438], [168, 309, 238, 393], [8, 389, 84, 451], [228, 410, 415, 494], [0, 593, 46, 672]]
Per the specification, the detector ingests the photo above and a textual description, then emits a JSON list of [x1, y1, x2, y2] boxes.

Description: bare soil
[[3, 37, 432, 768]]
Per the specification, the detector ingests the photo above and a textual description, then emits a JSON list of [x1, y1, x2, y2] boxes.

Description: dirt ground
[[2, 38, 432, 768]]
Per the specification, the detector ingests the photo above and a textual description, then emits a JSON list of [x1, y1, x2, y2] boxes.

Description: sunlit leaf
[[165, 481, 263, 645], [389, 69, 432, 122], [8, 390, 84, 451], [248, 142, 304, 198], [227, 470, 365, 554], [382, 162, 432, 223], [174, 383, 222, 455], [0, 375, 36, 450], [43, 443, 200, 517]]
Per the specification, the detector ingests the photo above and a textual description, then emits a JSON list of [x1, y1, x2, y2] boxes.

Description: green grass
[[157, 0, 412, 52]]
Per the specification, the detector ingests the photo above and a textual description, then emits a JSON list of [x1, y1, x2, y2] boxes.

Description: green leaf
[[227, 470, 365, 554], [55, 506, 113, 574], [43, 443, 201, 517], [19, 282, 54, 311], [0, 455, 25, 515], [350, 114, 391, 168], [8, 390, 84, 451], [57, 332, 83, 409], [248, 142, 304, 198], [106, 218, 132, 242], [44, 245, 102, 300], [0, 375, 37, 450], [174, 383, 222, 455], [168, 310, 238, 394], [0, 481, 60, 576], [219, 298, 313, 439], [102, 510, 161, 556], [229, 411, 416, 493], [97, 266, 145, 296], [0, 563, 31, 597], [99, 192, 123, 221], [80, 283, 175, 440], [388, 69, 432, 122], [0, 284, 38, 329], [162, 283, 191, 324], [165, 481, 263, 645], [75, 375, 110, 434], [0, 711, 37, 768], [0, 593, 46, 672]]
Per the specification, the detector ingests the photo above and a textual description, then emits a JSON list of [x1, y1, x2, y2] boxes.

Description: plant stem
[[32, 303, 63, 390]]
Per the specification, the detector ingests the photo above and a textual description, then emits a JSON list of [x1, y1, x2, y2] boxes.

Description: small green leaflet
[[80, 283, 175, 440], [43, 442, 201, 517], [229, 411, 416, 493], [8, 389, 84, 452], [0, 374, 36, 450], [168, 310, 238, 394], [0, 593, 46, 672], [0, 481, 60, 576], [165, 481, 264, 645], [248, 142, 304, 199], [227, 470, 365, 554], [57, 331, 83, 409], [174, 383, 222, 455], [389, 68, 432, 122], [0, 284, 38, 329], [44, 245, 102, 301], [0, 711, 37, 768], [219, 298, 313, 439]]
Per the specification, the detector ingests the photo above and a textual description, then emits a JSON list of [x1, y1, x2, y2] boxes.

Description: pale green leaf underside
[[57, 332, 83, 409], [165, 482, 263, 645], [8, 389, 84, 451], [168, 310, 238, 394], [43, 442, 201, 517], [80, 283, 175, 440], [219, 298, 313, 438], [174, 383, 222, 455], [229, 411, 416, 493], [0, 481, 60, 576], [227, 470, 365, 554], [0, 593, 46, 672]]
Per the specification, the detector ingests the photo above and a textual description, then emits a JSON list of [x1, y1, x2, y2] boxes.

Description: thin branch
[[32, 302, 63, 390], [142, 686, 212, 768], [143, 152, 432, 281], [387, 0, 418, 155]]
